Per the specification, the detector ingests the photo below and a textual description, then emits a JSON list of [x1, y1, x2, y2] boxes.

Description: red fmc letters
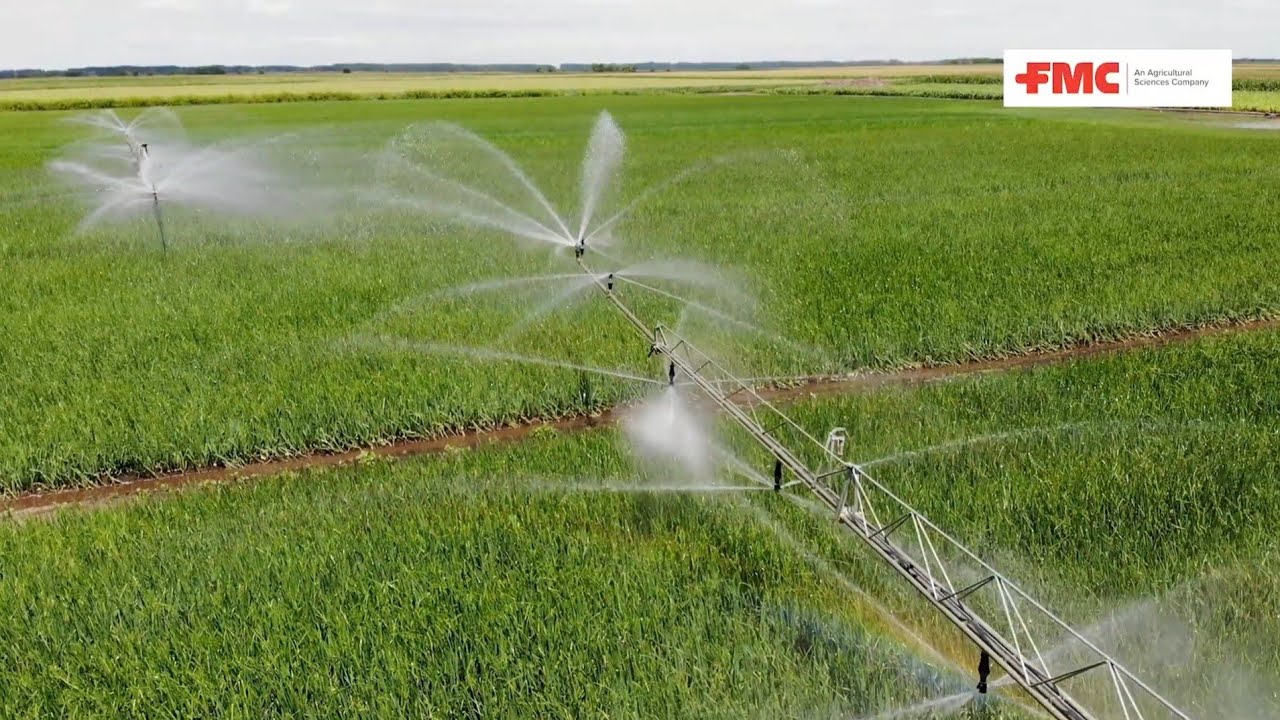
[[1014, 62, 1051, 93], [1015, 62, 1120, 94], [1093, 62, 1121, 93]]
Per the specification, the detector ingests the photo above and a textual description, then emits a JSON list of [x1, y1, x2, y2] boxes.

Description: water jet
[[51, 108, 327, 250], [377, 110, 1195, 720]]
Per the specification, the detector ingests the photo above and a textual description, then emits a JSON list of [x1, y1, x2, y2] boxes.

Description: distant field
[[1226, 62, 1280, 80], [0, 70, 817, 103], [0, 65, 1003, 105], [4, 63, 1280, 111], [0, 64, 1000, 91]]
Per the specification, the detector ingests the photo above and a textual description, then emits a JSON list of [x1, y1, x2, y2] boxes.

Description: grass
[[753, 328, 1280, 717], [3, 327, 1276, 717], [789, 328, 1280, 591], [753, 329, 1280, 717], [2, 94, 1280, 492], [1229, 91, 1280, 113], [783, 82, 1005, 100], [0, 460, 1009, 719]]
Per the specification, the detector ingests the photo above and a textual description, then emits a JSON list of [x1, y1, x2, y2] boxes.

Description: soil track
[[5, 317, 1277, 517]]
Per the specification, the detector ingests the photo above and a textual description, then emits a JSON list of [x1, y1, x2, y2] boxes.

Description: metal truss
[[580, 259, 1193, 720]]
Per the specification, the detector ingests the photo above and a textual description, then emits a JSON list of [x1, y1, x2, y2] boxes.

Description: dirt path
[[5, 317, 1276, 517]]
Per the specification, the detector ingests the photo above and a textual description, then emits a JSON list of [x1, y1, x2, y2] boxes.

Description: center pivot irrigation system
[[576, 249, 1193, 720]]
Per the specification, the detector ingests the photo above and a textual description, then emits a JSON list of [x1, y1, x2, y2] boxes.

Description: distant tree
[[341, 67, 351, 74], [736, 63, 751, 70]]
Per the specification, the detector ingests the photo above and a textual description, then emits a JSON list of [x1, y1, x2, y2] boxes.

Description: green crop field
[[2, 328, 1275, 717], [3, 94, 1280, 492], [3, 72, 1279, 720]]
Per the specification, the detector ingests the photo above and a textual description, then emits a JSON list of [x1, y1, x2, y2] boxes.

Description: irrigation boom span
[[578, 257, 1193, 720]]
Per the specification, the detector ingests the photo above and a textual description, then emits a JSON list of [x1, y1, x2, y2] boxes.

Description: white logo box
[[1003, 49, 1233, 108]]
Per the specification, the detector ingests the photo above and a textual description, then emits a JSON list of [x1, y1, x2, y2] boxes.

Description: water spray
[[367, 110, 1195, 720], [574, 254, 1191, 720], [52, 108, 312, 252]]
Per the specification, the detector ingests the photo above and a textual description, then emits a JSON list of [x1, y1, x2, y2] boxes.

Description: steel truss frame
[[580, 259, 1192, 720]]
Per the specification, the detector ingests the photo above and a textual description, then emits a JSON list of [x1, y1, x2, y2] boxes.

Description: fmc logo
[[1014, 61, 1120, 94], [1004, 49, 1232, 108]]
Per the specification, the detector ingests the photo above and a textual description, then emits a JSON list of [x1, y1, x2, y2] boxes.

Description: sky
[[4, 0, 1277, 69]]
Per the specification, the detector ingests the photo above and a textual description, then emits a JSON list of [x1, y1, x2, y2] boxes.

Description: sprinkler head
[[668, 361, 676, 386], [606, 273, 614, 291], [574, 237, 586, 258], [140, 143, 149, 157], [976, 650, 991, 694], [773, 459, 783, 492]]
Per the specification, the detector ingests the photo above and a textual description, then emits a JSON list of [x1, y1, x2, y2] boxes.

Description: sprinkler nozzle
[[668, 361, 676, 386], [140, 143, 149, 157], [606, 273, 614, 291], [976, 650, 991, 694], [773, 459, 783, 492], [574, 237, 585, 258]]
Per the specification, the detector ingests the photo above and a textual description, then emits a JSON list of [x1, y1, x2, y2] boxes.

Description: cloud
[[246, 0, 292, 16], [138, 0, 203, 9], [1, 0, 1274, 70]]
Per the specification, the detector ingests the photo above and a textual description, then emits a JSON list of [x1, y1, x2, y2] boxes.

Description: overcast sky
[[4, 0, 1276, 69]]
